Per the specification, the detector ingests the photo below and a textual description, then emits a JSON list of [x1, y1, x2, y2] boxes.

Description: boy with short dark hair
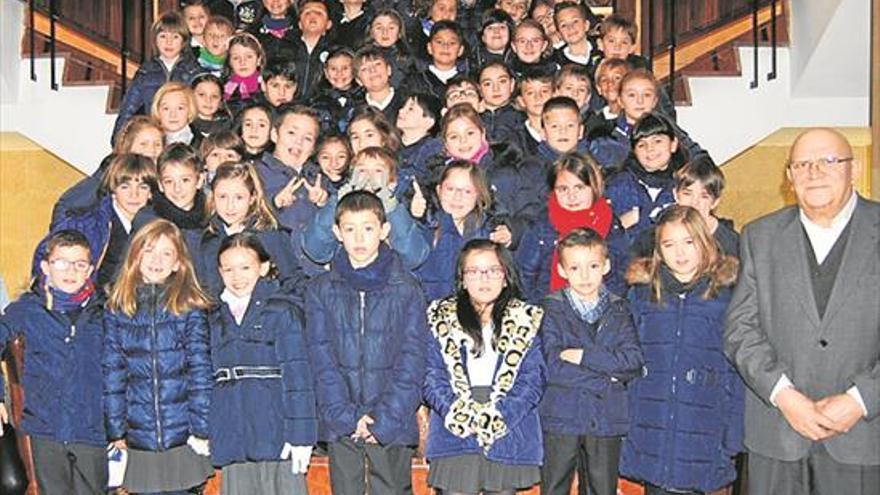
[[406, 20, 467, 102], [113, 11, 201, 143], [443, 75, 483, 113], [512, 68, 555, 157], [539, 227, 643, 495], [553, 2, 601, 74], [1, 230, 108, 495], [305, 190, 427, 495], [354, 46, 406, 122], [290, 0, 335, 99], [554, 64, 596, 120], [261, 61, 299, 108]]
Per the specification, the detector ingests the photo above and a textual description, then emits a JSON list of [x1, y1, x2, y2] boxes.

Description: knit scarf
[[224, 72, 261, 101], [548, 192, 613, 291], [263, 16, 292, 39], [198, 48, 225, 71], [465, 140, 490, 165], [628, 158, 674, 189], [152, 189, 208, 230], [333, 243, 394, 292], [564, 285, 610, 324], [43, 279, 95, 313]]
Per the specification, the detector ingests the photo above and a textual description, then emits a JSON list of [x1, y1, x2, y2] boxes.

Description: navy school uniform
[[539, 289, 643, 495], [331, 9, 374, 50], [287, 35, 333, 100], [191, 216, 306, 300], [112, 55, 201, 143], [300, 190, 430, 271], [255, 152, 327, 277], [304, 245, 428, 445], [413, 211, 496, 301], [378, 43, 416, 89], [247, 14, 300, 63], [208, 278, 317, 467], [621, 261, 744, 493], [480, 104, 522, 144], [404, 60, 469, 102], [629, 217, 740, 260], [206, 0, 263, 32], [355, 87, 407, 124], [467, 47, 511, 79], [311, 83, 363, 134], [0, 287, 106, 447]]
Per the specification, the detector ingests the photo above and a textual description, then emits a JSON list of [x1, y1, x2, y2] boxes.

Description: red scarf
[[548, 193, 613, 291]]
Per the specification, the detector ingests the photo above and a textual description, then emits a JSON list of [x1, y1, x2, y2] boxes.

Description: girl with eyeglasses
[[424, 238, 546, 495]]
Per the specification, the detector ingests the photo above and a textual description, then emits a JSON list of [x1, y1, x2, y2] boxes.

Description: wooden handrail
[[650, 1, 784, 81], [32, 9, 140, 79]]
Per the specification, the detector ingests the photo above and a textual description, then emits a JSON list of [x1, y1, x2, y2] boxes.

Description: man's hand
[[560, 348, 583, 365], [352, 414, 376, 443], [776, 387, 837, 441], [816, 393, 864, 434]]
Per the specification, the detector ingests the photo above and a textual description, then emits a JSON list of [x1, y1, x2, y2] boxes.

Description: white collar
[[220, 288, 252, 307], [165, 126, 193, 145], [602, 106, 618, 120], [341, 10, 363, 23], [799, 191, 858, 231], [429, 65, 458, 84], [525, 120, 543, 141], [159, 56, 179, 72], [366, 87, 395, 110], [111, 202, 133, 233], [563, 43, 592, 65]]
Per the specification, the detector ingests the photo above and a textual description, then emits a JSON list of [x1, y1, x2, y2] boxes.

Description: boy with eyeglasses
[[0, 229, 108, 495]]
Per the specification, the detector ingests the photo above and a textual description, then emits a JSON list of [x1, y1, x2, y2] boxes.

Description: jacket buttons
[[819, 339, 829, 348]]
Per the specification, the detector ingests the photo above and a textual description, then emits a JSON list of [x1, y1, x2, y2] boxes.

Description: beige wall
[[0, 133, 85, 299]]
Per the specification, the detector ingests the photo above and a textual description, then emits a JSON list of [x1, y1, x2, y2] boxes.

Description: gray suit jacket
[[725, 196, 880, 464]]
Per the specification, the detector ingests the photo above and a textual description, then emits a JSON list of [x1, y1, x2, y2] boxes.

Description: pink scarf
[[224, 72, 261, 101]]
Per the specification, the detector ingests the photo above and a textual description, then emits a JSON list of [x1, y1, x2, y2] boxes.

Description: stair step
[[22, 27, 129, 114]]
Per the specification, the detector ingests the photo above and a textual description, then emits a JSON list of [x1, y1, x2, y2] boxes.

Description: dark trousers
[[30, 437, 107, 495], [748, 444, 880, 495], [328, 437, 415, 494], [540, 431, 621, 495]]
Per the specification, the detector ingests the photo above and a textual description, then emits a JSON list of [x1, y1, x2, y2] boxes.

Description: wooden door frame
[[872, 0, 879, 199]]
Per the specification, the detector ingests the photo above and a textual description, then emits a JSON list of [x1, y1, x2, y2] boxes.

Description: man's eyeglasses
[[787, 156, 853, 174]]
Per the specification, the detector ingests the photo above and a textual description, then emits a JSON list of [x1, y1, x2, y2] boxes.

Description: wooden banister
[[650, 1, 783, 81], [31, 8, 140, 80]]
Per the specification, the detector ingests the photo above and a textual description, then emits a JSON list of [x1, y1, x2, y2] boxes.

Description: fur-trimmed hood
[[626, 254, 739, 288]]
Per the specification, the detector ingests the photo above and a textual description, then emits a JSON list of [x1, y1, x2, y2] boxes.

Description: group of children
[[0, 1, 749, 494]]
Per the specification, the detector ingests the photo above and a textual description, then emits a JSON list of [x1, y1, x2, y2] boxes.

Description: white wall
[[0, 0, 23, 105], [0, 0, 114, 175], [790, 0, 870, 98]]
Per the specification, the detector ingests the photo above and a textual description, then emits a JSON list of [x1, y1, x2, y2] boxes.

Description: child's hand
[[560, 348, 584, 365], [0, 403, 7, 436], [352, 414, 375, 440], [620, 207, 640, 229], [489, 225, 512, 247], [112, 439, 128, 450], [186, 435, 210, 456], [410, 181, 427, 219], [274, 177, 304, 208], [304, 175, 329, 207]]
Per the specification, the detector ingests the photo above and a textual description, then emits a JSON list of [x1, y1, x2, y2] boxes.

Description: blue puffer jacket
[[0, 290, 106, 446], [423, 298, 546, 465], [538, 290, 643, 437], [191, 216, 306, 301], [103, 284, 212, 451], [208, 279, 317, 467], [32, 196, 114, 284], [414, 211, 493, 301], [304, 247, 428, 445], [255, 153, 326, 277], [621, 260, 745, 493], [112, 56, 201, 142]]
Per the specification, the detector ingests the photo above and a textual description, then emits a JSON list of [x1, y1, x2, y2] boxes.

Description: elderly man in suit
[[724, 128, 879, 494]]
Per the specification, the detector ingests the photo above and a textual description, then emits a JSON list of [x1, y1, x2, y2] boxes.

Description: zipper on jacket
[[358, 291, 366, 407], [149, 284, 164, 450]]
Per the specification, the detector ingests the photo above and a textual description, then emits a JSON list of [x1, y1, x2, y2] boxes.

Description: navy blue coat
[[255, 153, 326, 277], [423, 298, 547, 465], [208, 279, 317, 466], [103, 285, 212, 451], [304, 249, 428, 445], [191, 216, 306, 300], [621, 262, 745, 493], [112, 56, 201, 142], [413, 211, 493, 301], [0, 291, 106, 446], [538, 291, 643, 437]]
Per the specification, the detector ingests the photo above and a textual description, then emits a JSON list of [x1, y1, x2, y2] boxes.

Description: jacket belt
[[214, 366, 282, 383]]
